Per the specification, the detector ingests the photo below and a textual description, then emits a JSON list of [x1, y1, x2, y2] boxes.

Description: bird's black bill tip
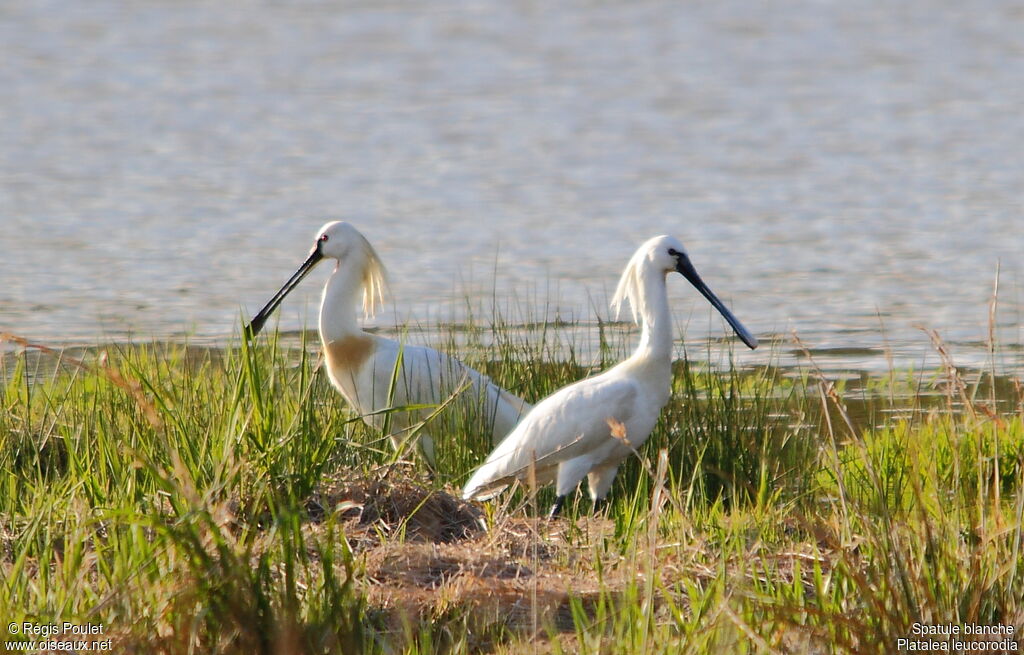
[[243, 248, 324, 342], [677, 257, 758, 350], [243, 316, 266, 340]]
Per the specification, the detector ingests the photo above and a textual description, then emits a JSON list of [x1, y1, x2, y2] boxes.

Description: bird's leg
[[592, 497, 608, 514], [548, 495, 566, 519]]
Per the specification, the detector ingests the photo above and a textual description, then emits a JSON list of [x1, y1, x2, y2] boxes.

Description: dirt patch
[[362, 533, 594, 646], [369, 542, 533, 588]]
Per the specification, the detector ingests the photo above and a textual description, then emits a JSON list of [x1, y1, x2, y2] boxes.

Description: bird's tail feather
[[462, 435, 582, 501]]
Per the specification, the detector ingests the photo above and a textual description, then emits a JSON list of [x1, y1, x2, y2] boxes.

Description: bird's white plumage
[[251, 221, 531, 464], [463, 234, 755, 506], [323, 333, 530, 463], [461, 370, 653, 500]]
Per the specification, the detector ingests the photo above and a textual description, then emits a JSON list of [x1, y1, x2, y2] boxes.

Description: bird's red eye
[[320, 234, 329, 242]]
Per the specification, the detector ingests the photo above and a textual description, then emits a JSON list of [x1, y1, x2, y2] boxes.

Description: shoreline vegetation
[[1, 310, 1022, 654]]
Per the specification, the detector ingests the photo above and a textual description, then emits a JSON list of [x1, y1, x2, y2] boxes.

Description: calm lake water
[[2, 0, 1022, 374]]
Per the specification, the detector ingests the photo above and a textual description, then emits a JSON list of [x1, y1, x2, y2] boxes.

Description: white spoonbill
[[245, 221, 532, 465], [462, 235, 757, 516]]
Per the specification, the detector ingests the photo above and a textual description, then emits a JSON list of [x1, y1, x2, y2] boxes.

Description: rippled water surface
[[2, 0, 1022, 372]]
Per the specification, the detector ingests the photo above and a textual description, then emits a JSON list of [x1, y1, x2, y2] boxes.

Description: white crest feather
[[356, 233, 389, 318], [609, 245, 648, 325]]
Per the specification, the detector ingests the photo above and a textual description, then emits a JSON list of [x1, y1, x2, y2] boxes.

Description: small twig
[[916, 325, 977, 421], [791, 331, 858, 440]]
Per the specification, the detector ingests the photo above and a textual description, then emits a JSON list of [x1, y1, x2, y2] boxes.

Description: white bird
[[462, 235, 757, 517], [245, 221, 532, 465]]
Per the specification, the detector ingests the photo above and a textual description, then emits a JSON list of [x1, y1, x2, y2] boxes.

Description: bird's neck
[[319, 261, 365, 343], [633, 268, 674, 364]]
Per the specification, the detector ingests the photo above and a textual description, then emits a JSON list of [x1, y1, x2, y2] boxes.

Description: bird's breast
[[324, 335, 376, 376]]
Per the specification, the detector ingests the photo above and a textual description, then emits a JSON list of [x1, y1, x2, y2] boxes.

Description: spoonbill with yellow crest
[[246, 221, 532, 465]]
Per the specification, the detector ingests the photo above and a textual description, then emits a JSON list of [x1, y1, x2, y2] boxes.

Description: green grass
[[1, 315, 1022, 654]]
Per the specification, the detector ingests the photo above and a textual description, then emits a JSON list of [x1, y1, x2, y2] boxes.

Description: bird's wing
[[463, 374, 638, 499], [433, 350, 534, 442], [367, 341, 531, 438]]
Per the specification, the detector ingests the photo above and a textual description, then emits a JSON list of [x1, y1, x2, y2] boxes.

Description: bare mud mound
[[310, 470, 484, 545], [305, 470, 640, 650]]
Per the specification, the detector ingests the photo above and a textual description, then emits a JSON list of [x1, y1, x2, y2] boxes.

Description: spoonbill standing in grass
[[462, 235, 757, 517], [245, 221, 532, 465]]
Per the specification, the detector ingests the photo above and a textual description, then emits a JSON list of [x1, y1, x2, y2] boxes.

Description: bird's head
[[312, 221, 367, 261], [641, 235, 691, 274], [611, 234, 758, 350], [244, 221, 388, 338]]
